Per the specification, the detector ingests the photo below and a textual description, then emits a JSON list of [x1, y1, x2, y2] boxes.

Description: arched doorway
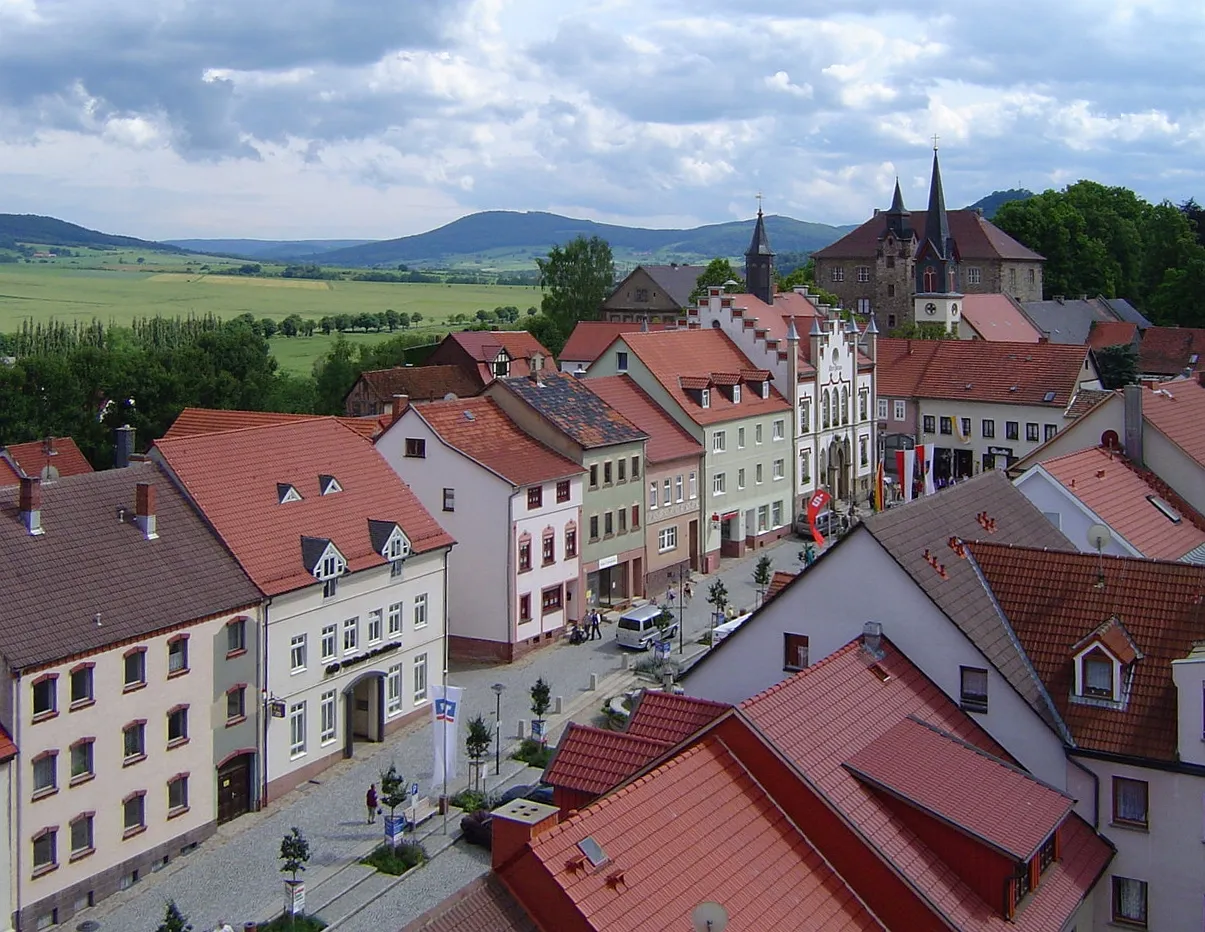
[[343, 672, 385, 759], [827, 439, 849, 501]]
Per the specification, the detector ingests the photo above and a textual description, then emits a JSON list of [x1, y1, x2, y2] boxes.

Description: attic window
[[404, 438, 426, 459], [732, 384, 741, 404], [869, 664, 892, 683], [1043, 391, 1056, 402], [1082, 652, 1113, 698], [319, 475, 342, 495], [701, 389, 711, 409], [577, 836, 608, 868], [319, 554, 345, 580], [493, 352, 511, 378], [761, 381, 769, 399], [277, 483, 303, 504], [1147, 495, 1182, 524]]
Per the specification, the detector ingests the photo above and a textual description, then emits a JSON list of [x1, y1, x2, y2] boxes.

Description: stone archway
[[827, 438, 849, 501]]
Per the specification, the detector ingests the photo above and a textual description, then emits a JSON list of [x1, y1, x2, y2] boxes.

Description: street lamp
[[668, 568, 685, 655], [491, 683, 505, 776]]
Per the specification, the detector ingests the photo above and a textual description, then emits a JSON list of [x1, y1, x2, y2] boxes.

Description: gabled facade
[[600, 264, 703, 324], [486, 371, 648, 608], [586, 329, 793, 572], [0, 436, 93, 488], [343, 364, 481, 416], [425, 330, 556, 387], [0, 465, 263, 932], [377, 396, 584, 662], [153, 418, 454, 799]]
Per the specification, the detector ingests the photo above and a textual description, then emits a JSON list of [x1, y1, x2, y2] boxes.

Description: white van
[[615, 604, 678, 651]]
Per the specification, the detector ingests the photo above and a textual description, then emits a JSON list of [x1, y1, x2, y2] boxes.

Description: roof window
[[1043, 390, 1056, 402], [277, 483, 303, 504], [578, 836, 608, 868], [1071, 617, 1141, 706], [319, 475, 342, 495], [1147, 495, 1182, 524]]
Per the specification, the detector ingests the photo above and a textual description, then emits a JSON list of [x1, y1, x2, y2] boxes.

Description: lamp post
[[668, 568, 685, 654], [491, 683, 505, 776]]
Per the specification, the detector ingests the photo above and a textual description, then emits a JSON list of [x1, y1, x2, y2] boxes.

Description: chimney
[[115, 424, 135, 469], [861, 621, 883, 657], [1198, 370, 1205, 388], [390, 394, 410, 424], [135, 482, 158, 540], [530, 351, 545, 375], [1123, 383, 1143, 466], [42, 436, 55, 457], [491, 799, 560, 870], [19, 477, 43, 536]]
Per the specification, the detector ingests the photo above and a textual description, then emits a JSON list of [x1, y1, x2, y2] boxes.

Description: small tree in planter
[[156, 901, 192, 932], [753, 555, 772, 605], [707, 579, 729, 624], [466, 714, 492, 791], [279, 826, 311, 922], [379, 764, 408, 845], [530, 677, 551, 745]]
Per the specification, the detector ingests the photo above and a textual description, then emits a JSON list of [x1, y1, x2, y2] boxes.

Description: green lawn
[[0, 262, 542, 373]]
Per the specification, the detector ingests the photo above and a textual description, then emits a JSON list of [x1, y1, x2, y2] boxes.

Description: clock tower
[[912, 145, 962, 333]]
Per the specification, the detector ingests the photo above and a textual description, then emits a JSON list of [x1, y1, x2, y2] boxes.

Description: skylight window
[[1147, 495, 1182, 524], [1043, 390, 1056, 402], [319, 475, 342, 495], [277, 483, 303, 504], [578, 836, 608, 867]]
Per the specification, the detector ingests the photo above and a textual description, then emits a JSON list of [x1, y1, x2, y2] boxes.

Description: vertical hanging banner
[[431, 684, 463, 782], [896, 450, 914, 503], [874, 462, 885, 511], [920, 444, 936, 495], [806, 489, 832, 548]]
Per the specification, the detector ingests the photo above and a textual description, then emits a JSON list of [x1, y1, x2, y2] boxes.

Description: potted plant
[[379, 764, 408, 848], [706, 578, 729, 626]]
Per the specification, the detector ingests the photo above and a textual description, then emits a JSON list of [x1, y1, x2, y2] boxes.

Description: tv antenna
[[1087, 523, 1111, 589]]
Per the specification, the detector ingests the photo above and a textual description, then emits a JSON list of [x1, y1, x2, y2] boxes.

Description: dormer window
[[277, 483, 303, 504], [1082, 652, 1113, 697], [493, 351, 511, 378], [732, 384, 741, 404], [761, 381, 770, 399], [701, 389, 711, 409], [319, 475, 342, 495], [302, 536, 347, 599], [1071, 617, 1140, 706], [320, 554, 344, 579]]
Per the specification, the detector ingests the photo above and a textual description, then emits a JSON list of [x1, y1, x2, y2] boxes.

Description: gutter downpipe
[[12, 668, 20, 930], [261, 596, 272, 809], [1068, 754, 1100, 829]]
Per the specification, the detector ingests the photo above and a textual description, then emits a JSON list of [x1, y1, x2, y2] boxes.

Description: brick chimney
[[19, 477, 43, 536], [135, 482, 158, 540], [391, 394, 410, 424], [490, 799, 559, 870]]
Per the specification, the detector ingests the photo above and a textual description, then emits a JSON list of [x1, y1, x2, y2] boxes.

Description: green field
[[0, 260, 542, 373]]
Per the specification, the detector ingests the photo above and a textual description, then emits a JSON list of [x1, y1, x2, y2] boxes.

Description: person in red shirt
[[366, 784, 378, 824]]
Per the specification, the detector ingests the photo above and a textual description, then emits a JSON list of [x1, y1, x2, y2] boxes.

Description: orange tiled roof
[[1, 437, 93, 485], [543, 723, 670, 796], [354, 365, 481, 404], [876, 338, 1089, 407], [1138, 325, 1205, 375], [969, 541, 1205, 761], [0, 723, 15, 763], [960, 294, 1043, 342], [399, 875, 536, 932], [615, 329, 791, 425], [447, 330, 552, 364], [408, 396, 584, 488], [154, 418, 454, 596], [583, 375, 703, 464], [1038, 446, 1205, 561], [1086, 320, 1138, 351], [560, 321, 668, 364], [164, 408, 386, 442], [765, 570, 797, 602], [625, 691, 729, 744], [1142, 375, 1205, 468]]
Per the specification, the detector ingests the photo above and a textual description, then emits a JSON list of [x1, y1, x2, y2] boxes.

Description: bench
[[402, 796, 437, 829]]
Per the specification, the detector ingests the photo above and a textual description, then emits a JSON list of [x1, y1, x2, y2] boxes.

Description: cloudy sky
[[0, 0, 1201, 240]]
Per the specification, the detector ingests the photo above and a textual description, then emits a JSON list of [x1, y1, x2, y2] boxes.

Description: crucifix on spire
[[932, 134, 940, 152], [755, 191, 764, 214]]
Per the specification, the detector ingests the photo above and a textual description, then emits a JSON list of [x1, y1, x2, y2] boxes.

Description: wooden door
[[217, 755, 251, 824]]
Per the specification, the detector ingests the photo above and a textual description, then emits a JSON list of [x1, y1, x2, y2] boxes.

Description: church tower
[[884, 178, 912, 242], [913, 147, 962, 333], [745, 204, 775, 306]]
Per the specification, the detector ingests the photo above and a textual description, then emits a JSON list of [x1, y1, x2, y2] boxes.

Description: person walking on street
[[590, 609, 602, 640], [366, 783, 378, 824], [683, 580, 693, 605]]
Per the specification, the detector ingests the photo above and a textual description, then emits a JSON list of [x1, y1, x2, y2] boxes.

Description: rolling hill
[[0, 214, 183, 253], [964, 189, 1034, 220], [315, 211, 857, 269], [164, 238, 375, 260]]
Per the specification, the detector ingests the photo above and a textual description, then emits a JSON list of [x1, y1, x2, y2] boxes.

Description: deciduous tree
[[536, 235, 615, 343]]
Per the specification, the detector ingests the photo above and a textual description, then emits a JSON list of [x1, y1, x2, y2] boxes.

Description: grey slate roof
[[498, 371, 647, 449], [0, 462, 261, 671], [638, 265, 706, 308], [1020, 296, 1151, 345], [860, 471, 1073, 734]]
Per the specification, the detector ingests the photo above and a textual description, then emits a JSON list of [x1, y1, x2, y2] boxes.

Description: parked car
[[794, 510, 847, 541], [459, 784, 556, 848], [615, 603, 678, 651]]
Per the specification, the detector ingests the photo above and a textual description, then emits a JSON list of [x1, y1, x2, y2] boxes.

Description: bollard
[[589, 673, 599, 691], [553, 696, 563, 715], [662, 671, 674, 690], [622, 653, 630, 670], [517, 719, 526, 740]]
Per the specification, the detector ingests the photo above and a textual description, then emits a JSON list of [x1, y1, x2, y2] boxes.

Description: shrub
[[511, 737, 553, 769], [260, 915, 327, 931], [449, 788, 489, 812], [361, 842, 427, 876]]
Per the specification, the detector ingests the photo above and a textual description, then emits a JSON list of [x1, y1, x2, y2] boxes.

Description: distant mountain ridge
[[0, 213, 182, 253], [164, 238, 375, 260]]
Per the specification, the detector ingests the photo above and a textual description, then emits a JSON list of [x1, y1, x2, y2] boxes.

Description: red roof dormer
[[1070, 616, 1142, 706]]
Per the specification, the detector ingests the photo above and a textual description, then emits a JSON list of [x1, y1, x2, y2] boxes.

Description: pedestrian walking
[[590, 609, 602, 640], [366, 783, 378, 824], [683, 580, 693, 605], [215, 922, 234, 932]]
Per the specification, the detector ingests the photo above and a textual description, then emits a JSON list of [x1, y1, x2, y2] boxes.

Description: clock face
[[925, 302, 937, 315], [951, 304, 959, 316]]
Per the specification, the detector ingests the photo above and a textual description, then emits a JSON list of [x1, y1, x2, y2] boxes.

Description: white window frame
[[320, 624, 336, 661], [343, 616, 359, 654], [689, 472, 698, 499], [320, 690, 336, 744], [290, 634, 307, 673], [878, 398, 888, 420], [648, 481, 658, 509], [712, 430, 726, 453], [289, 702, 306, 758], [772, 500, 784, 527], [737, 427, 745, 449], [732, 384, 741, 404], [387, 664, 402, 715], [413, 654, 428, 704], [658, 526, 678, 553], [414, 594, 429, 629], [800, 450, 811, 482], [387, 602, 402, 637], [367, 609, 383, 645], [675, 476, 683, 502], [713, 472, 726, 495], [772, 419, 784, 441], [755, 424, 764, 445], [701, 389, 710, 409], [894, 400, 906, 421], [755, 464, 763, 484], [773, 458, 785, 480], [799, 399, 811, 434], [737, 468, 745, 490]]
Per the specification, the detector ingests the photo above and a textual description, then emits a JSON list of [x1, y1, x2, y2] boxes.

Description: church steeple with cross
[[745, 194, 775, 305], [912, 142, 962, 332]]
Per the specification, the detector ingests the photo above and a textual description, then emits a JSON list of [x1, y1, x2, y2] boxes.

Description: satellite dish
[[691, 903, 729, 932], [40, 464, 59, 480], [1086, 523, 1112, 553]]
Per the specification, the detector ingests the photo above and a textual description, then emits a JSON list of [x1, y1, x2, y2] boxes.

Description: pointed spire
[[923, 147, 952, 260], [884, 176, 911, 241], [785, 317, 799, 342], [889, 177, 906, 215], [746, 207, 774, 258], [744, 198, 776, 306], [865, 315, 879, 335], [809, 317, 823, 337]]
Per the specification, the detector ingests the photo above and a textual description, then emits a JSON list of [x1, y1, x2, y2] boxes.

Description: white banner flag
[[431, 684, 463, 783], [898, 448, 914, 503], [920, 444, 936, 495]]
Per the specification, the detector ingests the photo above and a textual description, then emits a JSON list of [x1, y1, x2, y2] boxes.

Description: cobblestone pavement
[[66, 536, 805, 932]]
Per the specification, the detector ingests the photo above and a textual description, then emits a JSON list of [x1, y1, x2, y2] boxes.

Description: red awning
[[720, 511, 739, 520]]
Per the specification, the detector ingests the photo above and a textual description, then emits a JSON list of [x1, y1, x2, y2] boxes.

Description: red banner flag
[[807, 489, 832, 548]]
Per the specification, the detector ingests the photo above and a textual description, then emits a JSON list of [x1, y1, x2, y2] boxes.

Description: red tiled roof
[[742, 639, 1111, 931], [615, 330, 791, 425], [154, 418, 454, 596], [0, 459, 18, 487], [875, 338, 1089, 407], [583, 375, 703, 464], [766, 570, 797, 602], [399, 875, 536, 932], [1038, 446, 1205, 561], [518, 735, 888, 932], [969, 542, 1205, 761], [408, 396, 584, 487], [0, 724, 16, 763], [1142, 375, 1205, 468], [165, 407, 388, 442], [354, 365, 481, 404], [813, 209, 1044, 261], [844, 716, 1073, 860], [543, 724, 670, 795], [625, 691, 729, 744], [1137, 325, 1205, 375], [447, 330, 552, 364], [1, 437, 93, 485], [960, 293, 1042, 342], [1063, 388, 1115, 420], [560, 321, 668, 364], [1086, 320, 1138, 351]]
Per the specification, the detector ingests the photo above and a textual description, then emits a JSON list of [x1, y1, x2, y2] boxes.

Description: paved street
[[67, 536, 805, 932]]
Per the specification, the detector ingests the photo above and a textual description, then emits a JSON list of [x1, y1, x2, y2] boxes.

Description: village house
[[586, 329, 793, 572], [153, 418, 453, 799], [342, 365, 481, 417], [0, 436, 93, 487], [557, 320, 670, 373], [0, 464, 262, 931], [599, 263, 703, 325], [424, 330, 555, 389], [377, 396, 584, 662], [486, 370, 648, 608]]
